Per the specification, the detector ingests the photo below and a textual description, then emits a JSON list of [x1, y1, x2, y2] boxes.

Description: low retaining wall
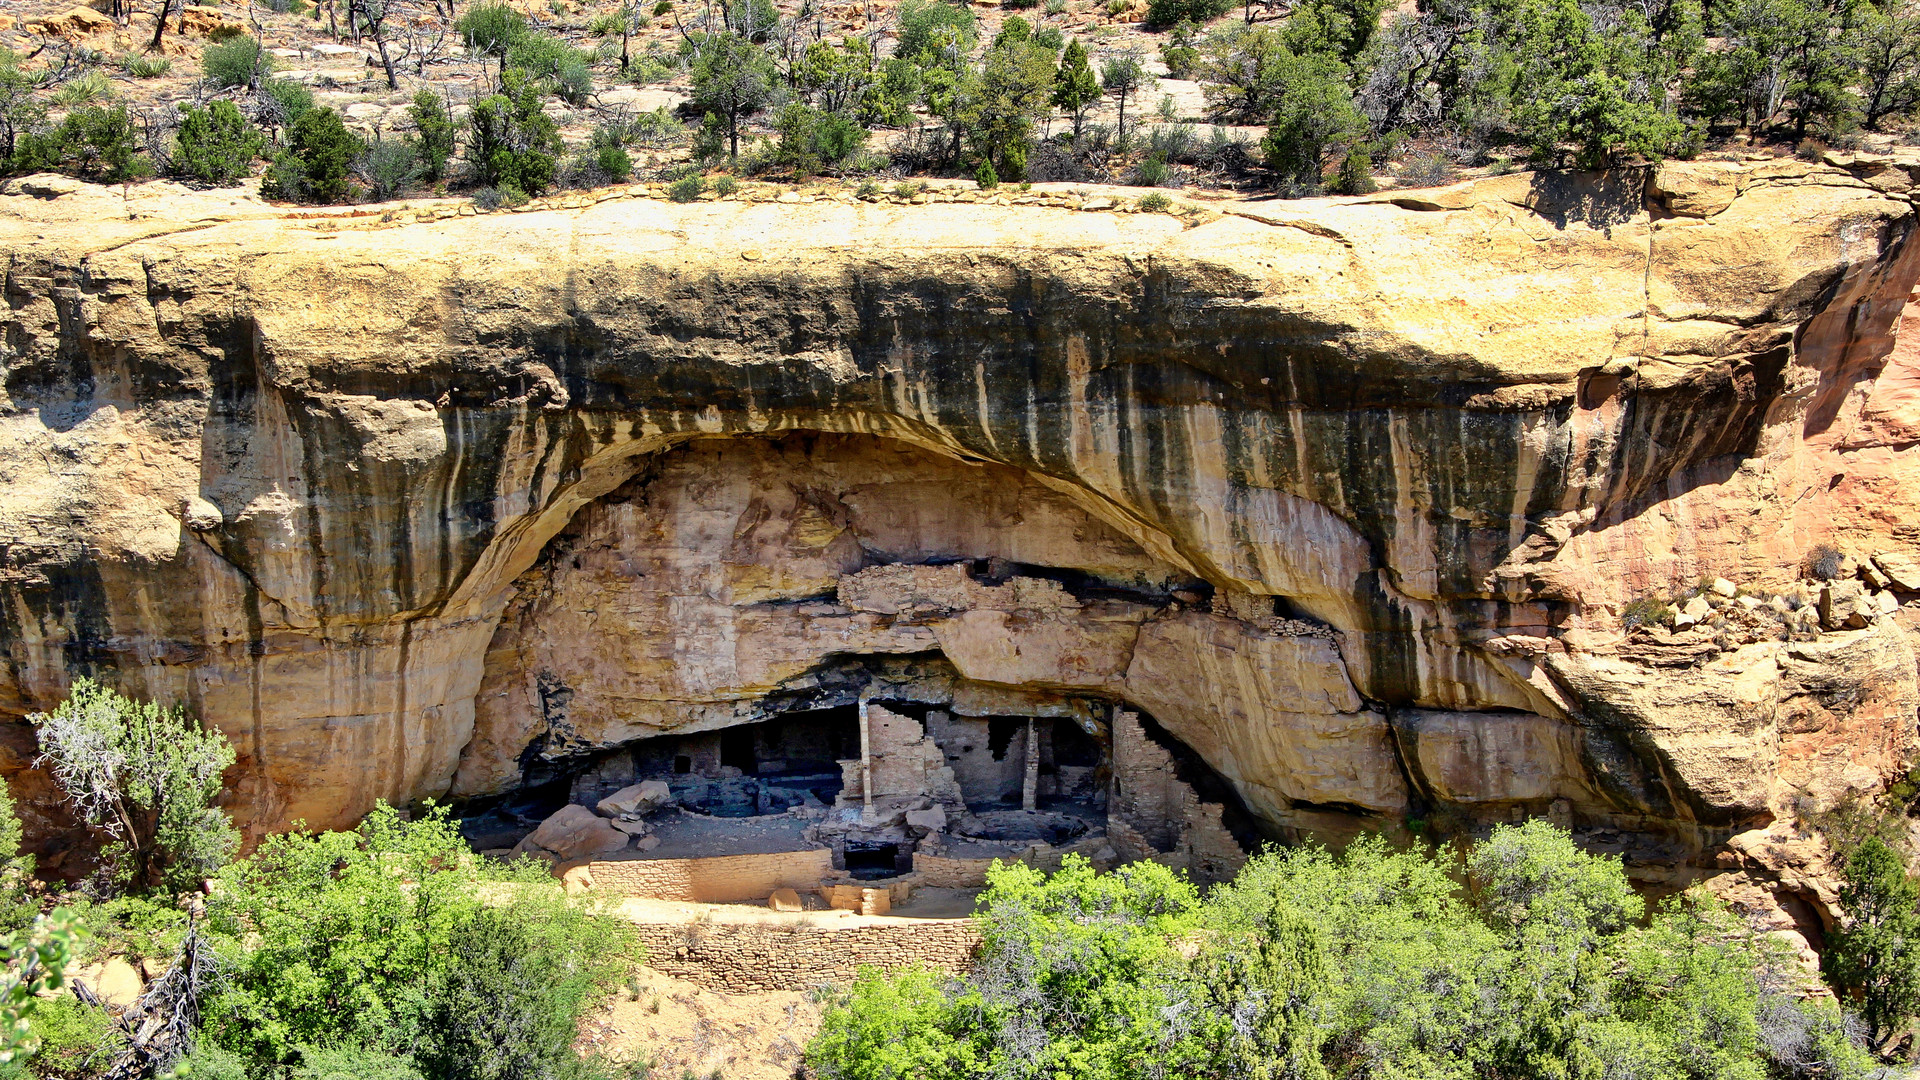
[[583, 849, 836, 903], [629, 918, 982, 992]]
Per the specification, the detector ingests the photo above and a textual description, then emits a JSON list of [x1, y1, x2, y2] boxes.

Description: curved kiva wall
[[0, 161, 1916, 877]]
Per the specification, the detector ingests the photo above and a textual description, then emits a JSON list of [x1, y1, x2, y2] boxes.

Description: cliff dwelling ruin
[[454, 433, 1263, 892]]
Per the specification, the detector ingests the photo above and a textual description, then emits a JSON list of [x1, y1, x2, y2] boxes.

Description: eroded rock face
[[1, 160, 1917, 905]]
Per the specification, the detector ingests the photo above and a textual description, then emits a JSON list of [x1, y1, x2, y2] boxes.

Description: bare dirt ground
[[585, 964, 823, 1080], [590, 892, 981, 1074]]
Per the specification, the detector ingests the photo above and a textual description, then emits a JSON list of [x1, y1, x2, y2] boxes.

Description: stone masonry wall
[[582, 850, 835, 903]]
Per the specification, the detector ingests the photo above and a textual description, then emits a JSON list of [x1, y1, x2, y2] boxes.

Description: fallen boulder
[[596, 780, 672, 818], [512, 804, 629, 862]]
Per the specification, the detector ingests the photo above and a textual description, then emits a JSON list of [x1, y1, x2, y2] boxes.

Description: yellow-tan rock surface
[[0, 160, 1917, 914]]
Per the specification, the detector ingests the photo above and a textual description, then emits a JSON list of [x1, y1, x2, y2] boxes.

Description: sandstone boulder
[[610, 817, 652, 836], [25, 6, 114, 39], [596, 780, 671, 819], [511, 805, 629, 862], [77, 958, 144, 1008], [904, 806, 948, 834], [767, 887, 803, 911], [1872, 552, 1920, 592], [1674, 594, 1712, 629], [1818, 579, 1872, 630]]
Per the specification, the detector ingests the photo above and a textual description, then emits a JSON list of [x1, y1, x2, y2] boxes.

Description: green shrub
[[712, 173, 737, 196], [811, 824, 1880, 1080], [201, 35, 272, 89], [262, 78, 314, 131], [456, 2, 530, 62], [505, 34, 594, 105], [16, 996, 118, 1078], [289, 1045, 425, 1080], [12, 105, 148, 182], [173, 100, 266, 185], [1329, 146, 1376, 194], [1805, 544, 1844, 581], [122, 53, 172, 78], [772, 104, 866, 177], [894, 0, 977, 60], [28, 680, 234, 896], [201, 804, 630, 1074], [1137, 190, 1171, 211], [668, 173, 705, 201], [264, 107, 362, 203], [974, 158, 998, 188], [64, 894, 190, 965], [409, 88, 456, 181], [855, 178, 880, 198], [1143, 0, 1230, 28], [467, 68, 561, 194], [167, 1043, 248, 1080], [1621, 595, 1675, 629], [1828, 836, 1920, 1045], [0, 779, 34, 933], [49, 72, 113, 107], [356, 138, 420, 200]]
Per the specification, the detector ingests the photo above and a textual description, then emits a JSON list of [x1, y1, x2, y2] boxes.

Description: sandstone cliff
[[2, 160, 1917, 931]]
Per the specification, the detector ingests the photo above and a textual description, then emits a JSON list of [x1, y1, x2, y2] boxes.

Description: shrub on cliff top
[[172, 100, 266, 186]]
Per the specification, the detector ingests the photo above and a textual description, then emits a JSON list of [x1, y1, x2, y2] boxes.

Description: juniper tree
[[30, 679, 238, 896]]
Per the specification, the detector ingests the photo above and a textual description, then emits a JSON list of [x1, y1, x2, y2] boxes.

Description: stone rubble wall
[[626, 917, 982, 993]]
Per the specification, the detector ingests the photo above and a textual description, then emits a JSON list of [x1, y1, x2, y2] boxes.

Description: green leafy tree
[[1827, 835, 1920, 1046], [807, 824, 1880, 1080], [0, 50, 47, 174], [262, 78, 316, 140], [1144, 0, 1233, 30], [1100, 49, 1156, 145], [687, 31, 777, 161], [0, 909, 76, 1067], [201, 804, 628, 1075], [958, 32, 1058, 178], [806, 966, 986, 1079], [409, 87, 456, 181], [1511, 0, 1690, 165], [1053, 40, 1102, 139], [29, 679, 237, 895], [1187, 900, 1332, 1080], [1279, 0, 1389, 67], [1258, 50, 1364, 190], [1197, 25, 1293, 121], [894, 0, 978, 61], [467, 68, 562, 195], [1849, 0, 1920, 128], [797, 37, 877, 117], [0, 783, 32, 933], [456, 1, 531, 78], [172, 100, 266, 185]]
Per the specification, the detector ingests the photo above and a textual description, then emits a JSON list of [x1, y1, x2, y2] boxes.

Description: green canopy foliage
[[807, 822, 1882, 1080]]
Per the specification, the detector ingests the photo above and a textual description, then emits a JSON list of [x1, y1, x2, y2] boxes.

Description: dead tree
[[101, 916, 218, 1080]]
